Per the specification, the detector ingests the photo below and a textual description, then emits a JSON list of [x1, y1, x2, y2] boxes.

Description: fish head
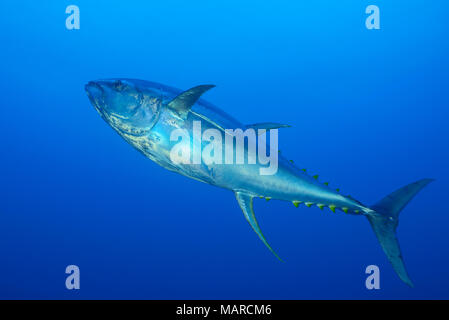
[[85, 79, 161, 137]]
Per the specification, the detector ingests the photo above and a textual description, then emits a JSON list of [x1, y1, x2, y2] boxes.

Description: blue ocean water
[[0, 0, 448, 299]]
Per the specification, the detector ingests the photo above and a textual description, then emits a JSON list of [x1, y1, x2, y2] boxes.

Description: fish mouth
[[85, 80, 152, 138], [85, 81, 104, 110], [85, 81, 103, 95]]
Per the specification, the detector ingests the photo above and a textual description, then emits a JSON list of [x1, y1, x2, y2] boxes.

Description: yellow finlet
[[317, 204, 325, 210], [305, 202, 313, 207], [342, 207, 349, 213], [293, 200, 302, 208], [329, 205, 336, 213]]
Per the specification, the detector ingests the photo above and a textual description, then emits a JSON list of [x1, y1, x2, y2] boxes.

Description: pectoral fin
[[167, 84, 215, 118], [234, 191, 282, 261]]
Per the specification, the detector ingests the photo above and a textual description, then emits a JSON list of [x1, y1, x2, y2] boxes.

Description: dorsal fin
[[167, 84, 215, 118]]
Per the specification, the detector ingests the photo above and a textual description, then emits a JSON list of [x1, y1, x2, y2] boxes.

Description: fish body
[[86, 78, 433, 286]]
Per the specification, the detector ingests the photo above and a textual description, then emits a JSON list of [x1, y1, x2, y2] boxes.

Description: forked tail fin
[[366, 178, 434, 287]]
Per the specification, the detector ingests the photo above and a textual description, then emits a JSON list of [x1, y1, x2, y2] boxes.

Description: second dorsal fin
[[247, 122, 291, 130], [167, 84, 215, 118], [246, 123, 291, 136]]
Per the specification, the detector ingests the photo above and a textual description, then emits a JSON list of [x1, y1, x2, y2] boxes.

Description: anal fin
[[235, 191, 282, 261]]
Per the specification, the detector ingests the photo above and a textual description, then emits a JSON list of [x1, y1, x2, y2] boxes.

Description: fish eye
[[114, 80, 124, 91]]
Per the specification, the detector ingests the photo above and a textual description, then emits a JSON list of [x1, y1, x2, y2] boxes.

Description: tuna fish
[[85, 79, 432, 286]]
